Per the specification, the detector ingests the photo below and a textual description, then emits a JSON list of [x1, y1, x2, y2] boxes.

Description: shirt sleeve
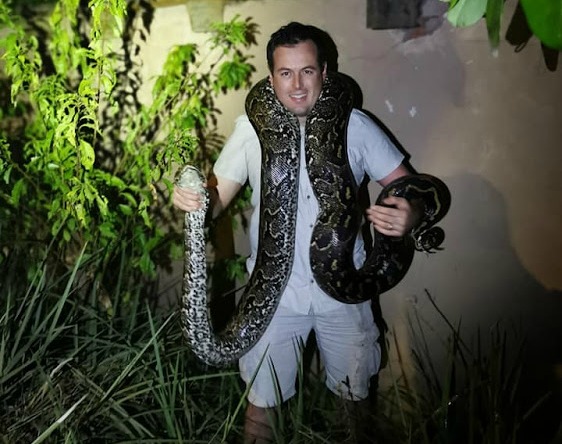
[[347, 109, 404, 182], [213, 115, 257, 186]]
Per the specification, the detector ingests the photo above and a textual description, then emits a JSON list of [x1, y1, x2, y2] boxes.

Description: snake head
[[412, 226, 445, 253], [176, 165, 209, 212], [176, 165, 206, 192]]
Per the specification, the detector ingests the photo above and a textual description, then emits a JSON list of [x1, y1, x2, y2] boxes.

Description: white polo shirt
[[214, 108, 404, 314]]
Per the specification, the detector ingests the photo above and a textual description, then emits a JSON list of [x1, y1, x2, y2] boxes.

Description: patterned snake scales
[[178, 73, 450, 367]]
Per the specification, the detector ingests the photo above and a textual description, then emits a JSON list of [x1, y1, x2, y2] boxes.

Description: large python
[[178, 73, 450, 367]]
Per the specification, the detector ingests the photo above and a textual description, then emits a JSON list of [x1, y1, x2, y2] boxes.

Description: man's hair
[[266, 22, 328, 72]]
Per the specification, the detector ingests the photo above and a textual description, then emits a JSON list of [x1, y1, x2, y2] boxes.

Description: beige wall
[[148, 1, 562, 387]]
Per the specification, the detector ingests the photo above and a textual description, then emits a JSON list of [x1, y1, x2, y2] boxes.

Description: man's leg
[[239, 306, 313, 442], [244, 403, 274, 443], [339, 398, 374, 443], [314, 302, 381, 443]]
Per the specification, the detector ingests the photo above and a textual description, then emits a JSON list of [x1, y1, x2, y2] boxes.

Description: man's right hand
[[173, 185, 206, 212], [174, 173, 241, 219]]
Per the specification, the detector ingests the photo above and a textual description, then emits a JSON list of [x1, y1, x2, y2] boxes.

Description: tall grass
[[0, 246, 342, 443], [0, 246, 246, 443], [376, 290, 557, 444], [1, 246, 558, 443]]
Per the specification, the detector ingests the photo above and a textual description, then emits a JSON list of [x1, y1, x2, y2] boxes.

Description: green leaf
[[216, 59, 253, 91], [74, 202, 86, 225], [95, 193, 109, 217], [11, 178, 26, 205], [79, 140, 95, 170], [2, 165, 12, 183], [447, 0, 487, 27], [99, 221, 116, 239], [118, 204, 133, 216], [121, 192, 138, 207], [210, 15, 253, 48], [521, 0, 562, 50], [109, 176, 127, 189], [486, 0, 503, 51]]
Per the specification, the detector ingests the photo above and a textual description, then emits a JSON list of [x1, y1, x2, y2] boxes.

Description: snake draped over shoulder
[[178, 73, 450, 367]]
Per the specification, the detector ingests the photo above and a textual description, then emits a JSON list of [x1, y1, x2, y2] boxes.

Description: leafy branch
[[444, 0, 562, 52], [0, 0, 256, 291]]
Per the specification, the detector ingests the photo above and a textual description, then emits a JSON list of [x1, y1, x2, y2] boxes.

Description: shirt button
[[306, 195, 310, 199]]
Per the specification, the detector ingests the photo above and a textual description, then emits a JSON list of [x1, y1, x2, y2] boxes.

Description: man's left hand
[[366, 196, 422, 237]]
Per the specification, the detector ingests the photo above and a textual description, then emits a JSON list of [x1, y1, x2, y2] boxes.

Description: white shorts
[[239, 303, 381, 408]]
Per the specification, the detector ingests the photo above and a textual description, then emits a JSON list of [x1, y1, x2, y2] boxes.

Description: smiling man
[[268, 39, 326, 123], [174, 22, 422, 443]]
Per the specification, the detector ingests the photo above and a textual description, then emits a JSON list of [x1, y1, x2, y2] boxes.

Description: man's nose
[[292, 73, 302, 89]]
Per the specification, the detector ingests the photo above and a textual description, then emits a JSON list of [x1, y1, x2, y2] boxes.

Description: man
[[174, 22, 422, 443]]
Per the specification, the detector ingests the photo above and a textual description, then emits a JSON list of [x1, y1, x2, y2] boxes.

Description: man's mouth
[[290, 93, 307, 100]]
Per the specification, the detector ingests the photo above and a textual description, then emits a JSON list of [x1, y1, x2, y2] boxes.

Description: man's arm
[[365, 163, 423, 237], [173, 173, 242, 219]]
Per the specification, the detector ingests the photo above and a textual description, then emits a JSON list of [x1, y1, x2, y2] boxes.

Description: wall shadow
[[431, 172, 562, 442]]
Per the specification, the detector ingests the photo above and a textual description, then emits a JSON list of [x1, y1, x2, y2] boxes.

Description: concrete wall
[[147, 0, 562, 393]]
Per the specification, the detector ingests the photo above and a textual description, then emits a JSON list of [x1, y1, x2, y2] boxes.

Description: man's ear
[[322, 62, 327, 80], [268, 73, 273, 84]]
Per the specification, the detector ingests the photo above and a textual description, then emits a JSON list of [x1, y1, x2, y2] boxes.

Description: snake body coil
[[179, 73, 450, 366]]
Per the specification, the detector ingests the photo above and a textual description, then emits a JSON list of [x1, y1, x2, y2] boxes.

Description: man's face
[[269, 40, 327, 124]]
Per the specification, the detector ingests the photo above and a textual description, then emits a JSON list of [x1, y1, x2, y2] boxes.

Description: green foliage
[[0, 0, 256, 289], [485, 0, 503, 51], [0, 247, 247, 443], [443, 0, 562, 51], [3, 255, 555, 443], [446, 0, 487, 27], [520, 0, 562, 50], [0, 245, 346, 443]]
